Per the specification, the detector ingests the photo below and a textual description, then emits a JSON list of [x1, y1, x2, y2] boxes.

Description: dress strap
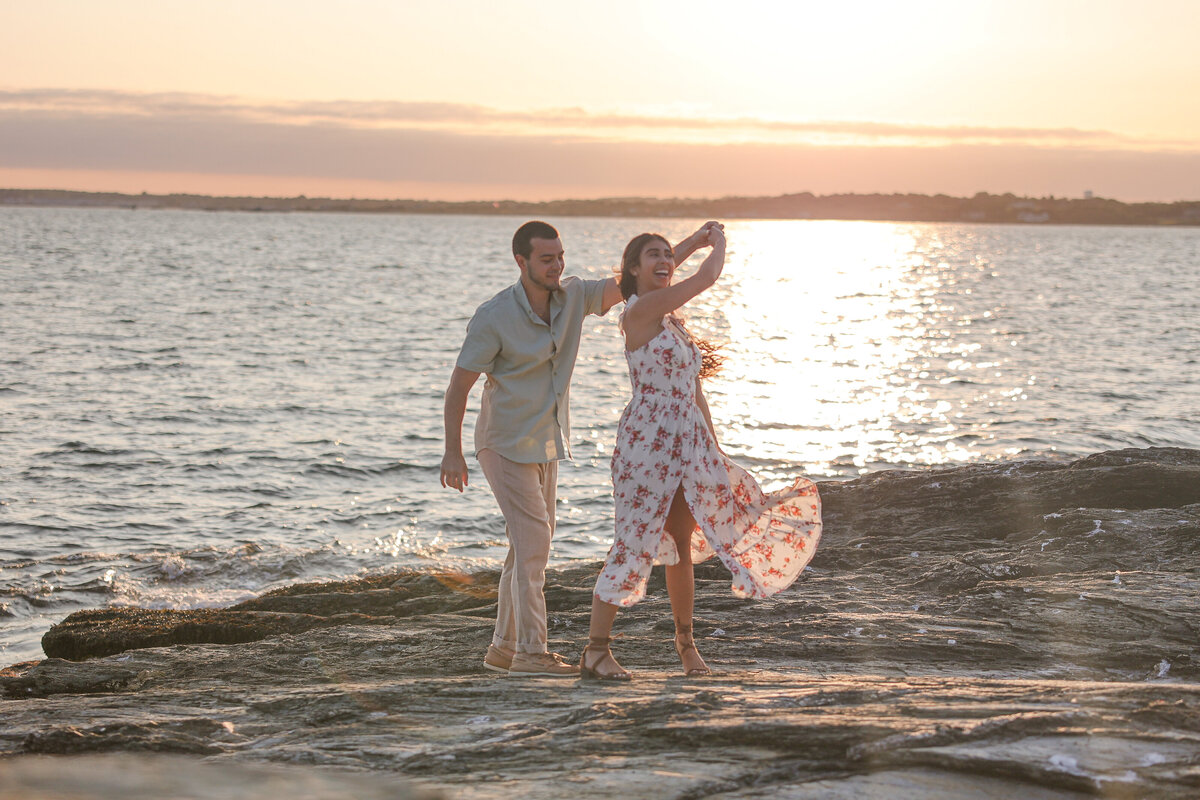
[[665, 313, 690, 340]]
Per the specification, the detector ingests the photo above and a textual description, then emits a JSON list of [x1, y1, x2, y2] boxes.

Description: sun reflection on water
[[681, 220, 1017, 479]]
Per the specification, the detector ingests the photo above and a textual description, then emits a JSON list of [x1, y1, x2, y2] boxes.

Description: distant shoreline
[[3, 187, 1200, 227]]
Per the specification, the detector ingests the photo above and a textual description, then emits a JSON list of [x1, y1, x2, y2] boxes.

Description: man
[[441, 219, 718, 676]]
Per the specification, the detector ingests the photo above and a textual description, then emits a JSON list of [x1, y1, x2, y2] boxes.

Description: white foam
[[110, 587, 258, 610], [160, 555, 188, 580]]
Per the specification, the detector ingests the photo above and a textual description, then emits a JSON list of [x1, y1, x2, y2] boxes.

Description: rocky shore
[[3, 447, 1199, 798]]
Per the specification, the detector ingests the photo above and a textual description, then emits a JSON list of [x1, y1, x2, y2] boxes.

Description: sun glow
[[685, 220, 984, 479]]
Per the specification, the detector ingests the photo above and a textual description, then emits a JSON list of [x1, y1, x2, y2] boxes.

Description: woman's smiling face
[[634, 238, 674, 295]]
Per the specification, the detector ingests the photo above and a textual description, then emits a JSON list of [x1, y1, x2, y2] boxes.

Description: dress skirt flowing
[[594, 296, 822, 607]]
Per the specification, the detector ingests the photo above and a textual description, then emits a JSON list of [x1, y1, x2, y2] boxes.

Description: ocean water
[[2, 207, 1198, 665]]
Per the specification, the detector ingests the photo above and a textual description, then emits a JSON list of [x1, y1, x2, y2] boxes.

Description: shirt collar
[[511, 280, 563, 324]]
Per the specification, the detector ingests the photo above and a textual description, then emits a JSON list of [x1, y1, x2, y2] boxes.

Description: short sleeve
[[583, 277, 609, 316], [455, 312, 500, 374]]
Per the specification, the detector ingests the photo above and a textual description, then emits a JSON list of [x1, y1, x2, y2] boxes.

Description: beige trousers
[[476, 448, 558, 654]]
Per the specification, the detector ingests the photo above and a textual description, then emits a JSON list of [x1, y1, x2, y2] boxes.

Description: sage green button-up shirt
[[456, 276, 609, 463]]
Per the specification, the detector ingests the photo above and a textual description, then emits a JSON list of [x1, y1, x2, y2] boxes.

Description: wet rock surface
[[4, 447, 1200, 798], [0, 754, 439, 799]]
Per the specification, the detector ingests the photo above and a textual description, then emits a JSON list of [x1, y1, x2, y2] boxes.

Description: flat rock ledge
[[3, 447, 1200, 799]]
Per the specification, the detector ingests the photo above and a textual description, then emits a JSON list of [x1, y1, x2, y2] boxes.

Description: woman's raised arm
[[671, 221, 723, 266], [624, 226, 726, 331]]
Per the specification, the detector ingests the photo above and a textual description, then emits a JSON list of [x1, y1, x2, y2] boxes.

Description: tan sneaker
[[508, 651, 581, 677], [483, 644, 514, 674]]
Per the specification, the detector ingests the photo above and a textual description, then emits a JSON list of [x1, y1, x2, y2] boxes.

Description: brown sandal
[[675, 625, 712, 677], [579, 636, 632, 681]]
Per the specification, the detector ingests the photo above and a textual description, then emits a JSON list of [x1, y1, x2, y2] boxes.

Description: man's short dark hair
[[512, 221, 559, 260]]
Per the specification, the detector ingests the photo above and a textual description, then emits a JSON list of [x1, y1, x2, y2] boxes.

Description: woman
[[580, 225, 823, 679]]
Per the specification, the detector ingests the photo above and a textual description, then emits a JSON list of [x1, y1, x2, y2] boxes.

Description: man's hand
[[699, 220, 724, 246], [674, 220, 725, 266], [440, 450, 470, 492]]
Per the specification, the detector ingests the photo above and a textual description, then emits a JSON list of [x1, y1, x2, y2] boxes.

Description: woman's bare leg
[[664, 486, 709, 675], [588, 595, 619, 642]]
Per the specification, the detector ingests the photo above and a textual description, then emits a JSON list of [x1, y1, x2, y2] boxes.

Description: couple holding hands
[[441, 220, 821, 680]]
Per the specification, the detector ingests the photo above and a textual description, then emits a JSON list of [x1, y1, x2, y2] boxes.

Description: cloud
[[1, 89, 1198, 201], [0, 88, 1167, 147]]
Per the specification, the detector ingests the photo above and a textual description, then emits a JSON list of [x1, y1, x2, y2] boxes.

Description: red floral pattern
[[595, 296, 823, 607]]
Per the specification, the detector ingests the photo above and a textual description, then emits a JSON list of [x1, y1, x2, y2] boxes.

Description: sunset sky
[[2, 0, 1198, 201]]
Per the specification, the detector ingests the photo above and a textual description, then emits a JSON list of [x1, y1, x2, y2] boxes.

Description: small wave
[[78, 503, 138, 513], [401, 433, 442, 442], [40, 551, 124, 565], [76, 461, 149, 472], [304, 460, 431, 478], [200, 485, 290, 499], [42, 441, 134, 456], [742, 421, 802, 431], [100, 361, 186, 372]]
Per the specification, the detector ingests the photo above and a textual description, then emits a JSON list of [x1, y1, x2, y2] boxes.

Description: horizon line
[[5, 186, 1199, 207]]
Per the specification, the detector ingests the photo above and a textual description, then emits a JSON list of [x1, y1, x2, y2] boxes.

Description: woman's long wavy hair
[[619, 233, 725, 379]]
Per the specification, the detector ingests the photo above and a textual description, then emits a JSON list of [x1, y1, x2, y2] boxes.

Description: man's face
[[518, 237, 565, 293]]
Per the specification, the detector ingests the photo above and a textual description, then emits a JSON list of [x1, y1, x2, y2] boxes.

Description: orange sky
[[2, 0, 1198, 201]]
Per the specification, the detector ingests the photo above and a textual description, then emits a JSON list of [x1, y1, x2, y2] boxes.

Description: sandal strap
[[582, 643, 627, 677]]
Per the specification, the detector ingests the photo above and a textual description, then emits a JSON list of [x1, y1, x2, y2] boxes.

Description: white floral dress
[[594, 295, 823, 606]]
